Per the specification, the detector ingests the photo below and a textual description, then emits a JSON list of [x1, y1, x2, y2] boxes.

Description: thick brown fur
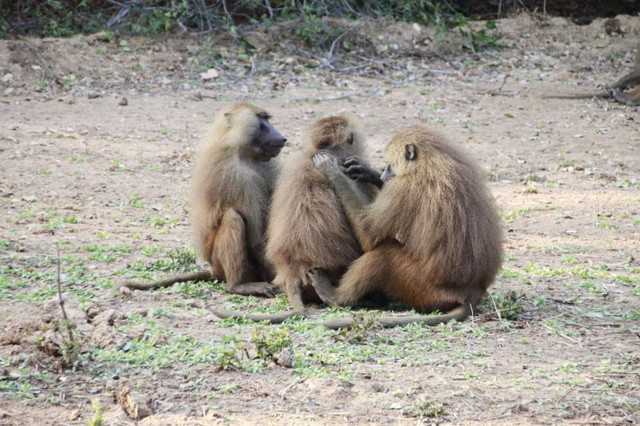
[[265, 115, 378, 311], [309, 125, 504, 329], [543, 48, 640, 106], [122, 102, 285, 296]]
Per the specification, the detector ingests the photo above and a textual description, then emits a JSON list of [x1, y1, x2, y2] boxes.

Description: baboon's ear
[[405, 143, 417, 161], [224, 112, 233, 127]]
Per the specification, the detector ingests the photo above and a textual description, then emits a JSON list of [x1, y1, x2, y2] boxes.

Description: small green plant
[[292, 11, 349, 50], [596, 215, 613, 229], [251, 327, 292, 362], [67, 155, 90, 163], [128, 195, 146, 208], [215, 344, 247, 371], [167, 246, 197, 268], [89, 398, 105, 426], [452, 15, 502, 52], [483, 291, 525, 320]]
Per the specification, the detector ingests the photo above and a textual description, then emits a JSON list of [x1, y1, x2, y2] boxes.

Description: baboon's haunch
[[310, 126, 503, 329], [122, 102, 286, 296]]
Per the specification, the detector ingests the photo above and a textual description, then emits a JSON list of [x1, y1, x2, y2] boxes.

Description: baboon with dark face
[[122, 102, 286, 296]]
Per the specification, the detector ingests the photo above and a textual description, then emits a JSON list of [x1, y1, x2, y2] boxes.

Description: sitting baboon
[[122, 102, 286, 297], [309, 126, 504, 328]]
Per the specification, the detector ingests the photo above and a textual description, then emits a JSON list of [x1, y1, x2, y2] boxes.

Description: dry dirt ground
[[0, 14, 639, 425]]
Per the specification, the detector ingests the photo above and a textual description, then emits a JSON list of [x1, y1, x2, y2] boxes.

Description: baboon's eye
[[319, 141, 330, 149], [347, 133, 354, 145]]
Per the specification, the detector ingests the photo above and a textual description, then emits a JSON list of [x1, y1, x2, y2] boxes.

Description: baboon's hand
[[343, 156, 383, 188], [312, 153, 341, 177]]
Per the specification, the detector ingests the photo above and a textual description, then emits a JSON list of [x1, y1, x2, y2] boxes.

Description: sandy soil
[[0, 14, 639, 425]]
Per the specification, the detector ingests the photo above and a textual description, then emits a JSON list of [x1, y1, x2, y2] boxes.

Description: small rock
[[273, 349, 293, 368], [118, 286, 132, 297], [371, 382, 386, 392], [2, 73, 13, 83], [92, 309, 120, 327], [200, 68, 219, 81], [116, 382, 152, 420], [87, 92, 101, 99], [119, 97, 128, 106], [68, 409, 81, 421], [0, 332, 21, 346]]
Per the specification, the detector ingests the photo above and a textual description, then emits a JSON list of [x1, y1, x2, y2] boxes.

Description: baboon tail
[[210, 308, 304, 324], [119, 270, 214, 291], [322, 304, 472, 330]]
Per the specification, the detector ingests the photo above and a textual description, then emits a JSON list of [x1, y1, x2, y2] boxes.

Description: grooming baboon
[[211, 115, 379, 322], [309, 126, 504, 329], [544, 48, 640, 106], [122, 102, 286, 296]]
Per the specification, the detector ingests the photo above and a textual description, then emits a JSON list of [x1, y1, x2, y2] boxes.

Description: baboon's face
[[226, 107, 286, 162], [252, 116, 287, 161]]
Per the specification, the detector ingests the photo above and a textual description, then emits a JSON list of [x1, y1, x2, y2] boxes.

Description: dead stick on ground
[[489, 293, 503, 323], [56, 243, 76, 347]]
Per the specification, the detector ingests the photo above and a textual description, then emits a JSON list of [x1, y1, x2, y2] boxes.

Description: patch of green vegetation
[[85, 243, 132, 263], [452, 16, 502, 53], [89, 398, 105, 426], [68, 155, 90, 164], [522, 262, 609, 280], [169, 279, 224, 297], [0, 379, 37, 405], [148, 214, 179, 228], [123, 246, 199, 283], [13, 209, 36, 222], [533, 295, 548, 310], [110, 159, 133, 172], [481, 291, 525, 320], [501, 205, 557, 223], [570, 281, 609, 298], [128, 195, 146, 208], [498, 267, 520, 279], [251, 327, 292, 362], [596, 215, 614, 229]]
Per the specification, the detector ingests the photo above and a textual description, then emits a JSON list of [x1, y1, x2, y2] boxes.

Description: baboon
[[309, 125, 504, 329], [122, 102, 286, 296], [543, 47, 640, 106], [211, 115, 379, 322]]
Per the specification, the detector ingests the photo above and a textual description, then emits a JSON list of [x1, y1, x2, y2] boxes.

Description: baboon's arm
[[313, 154, 375, 251]]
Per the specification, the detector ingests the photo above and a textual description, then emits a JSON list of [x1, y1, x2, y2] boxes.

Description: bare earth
[[0, 14, 639, 425]]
